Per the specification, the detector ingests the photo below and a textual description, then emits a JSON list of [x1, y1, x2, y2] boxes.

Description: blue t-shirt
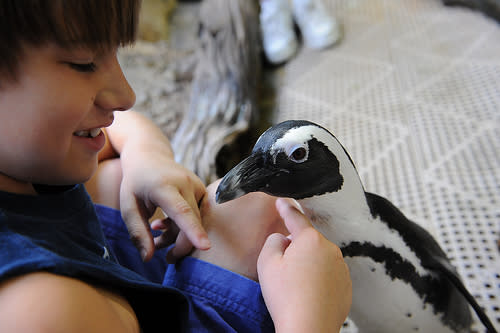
[[0, 184, 273, 332], [97, 203, 274, 332]]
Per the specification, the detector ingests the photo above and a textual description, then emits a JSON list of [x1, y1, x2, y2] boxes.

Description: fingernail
[[277, 198, 303, 213], [289, 199, 305, 214], [200, 235, 211, 250], [276, 198, 289, 207]]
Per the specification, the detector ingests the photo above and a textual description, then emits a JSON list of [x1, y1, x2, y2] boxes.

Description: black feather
[[427, 256, 498, 333], [366, 192, 497, 332]]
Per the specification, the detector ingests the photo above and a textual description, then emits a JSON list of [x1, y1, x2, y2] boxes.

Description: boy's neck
[[0, 172, 37, 195]]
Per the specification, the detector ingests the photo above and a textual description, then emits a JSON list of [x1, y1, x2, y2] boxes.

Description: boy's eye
[[68, 62, 97, 73]]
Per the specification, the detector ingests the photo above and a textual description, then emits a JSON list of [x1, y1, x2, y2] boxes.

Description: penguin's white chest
[[346, 257, 456, 333]]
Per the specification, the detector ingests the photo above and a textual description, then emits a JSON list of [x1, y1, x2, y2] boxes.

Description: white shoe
[[259, 0, 298, 64], [292, 0, 340, 50]]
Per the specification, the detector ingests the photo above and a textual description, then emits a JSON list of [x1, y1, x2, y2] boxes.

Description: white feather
[[347, 257, 457, 333]]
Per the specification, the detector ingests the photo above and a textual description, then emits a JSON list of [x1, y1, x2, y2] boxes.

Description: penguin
[[216, 120, 497, 333]]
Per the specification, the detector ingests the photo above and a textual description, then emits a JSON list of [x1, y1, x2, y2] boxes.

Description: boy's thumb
[[276, 198, 310, 237], [258, 233, 291, 268]]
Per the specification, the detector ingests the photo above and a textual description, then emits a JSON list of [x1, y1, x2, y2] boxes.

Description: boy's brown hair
[[0, 0, 141, 83]]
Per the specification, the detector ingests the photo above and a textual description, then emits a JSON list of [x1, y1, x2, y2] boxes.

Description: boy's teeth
[[74, 128, 101, 138], [89, 128, 101, 138], [74, 130, 89, 137]]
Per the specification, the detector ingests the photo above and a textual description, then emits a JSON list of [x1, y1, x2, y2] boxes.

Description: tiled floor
[[267, 0, 499, 331]]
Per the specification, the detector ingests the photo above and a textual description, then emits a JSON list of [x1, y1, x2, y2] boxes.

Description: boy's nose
[[96, 56, 136, 112]]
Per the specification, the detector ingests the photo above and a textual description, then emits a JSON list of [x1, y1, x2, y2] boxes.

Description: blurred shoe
[[259, 0, 298, 64], [292, 0, 340, 49]]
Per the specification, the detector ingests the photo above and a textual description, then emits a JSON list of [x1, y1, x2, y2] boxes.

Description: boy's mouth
[[74, 128, 102, 138]]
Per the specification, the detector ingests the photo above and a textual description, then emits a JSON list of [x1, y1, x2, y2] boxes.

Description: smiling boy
[[0, 1, 198, 331], [1, 44, 131, 189], [0, 1, 351, 332]]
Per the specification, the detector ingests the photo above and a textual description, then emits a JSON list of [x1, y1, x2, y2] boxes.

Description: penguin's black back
[[361, 192, 473, 330]]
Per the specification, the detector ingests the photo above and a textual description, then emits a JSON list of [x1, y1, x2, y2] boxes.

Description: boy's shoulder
[[0, 271, 140, 333], [0, 188, 189, 332]]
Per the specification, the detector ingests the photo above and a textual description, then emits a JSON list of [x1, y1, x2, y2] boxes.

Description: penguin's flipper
[[427, 256, 498, 333], [365, 193, 497, 332]]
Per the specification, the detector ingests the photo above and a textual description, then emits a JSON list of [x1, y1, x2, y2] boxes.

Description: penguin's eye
[[289, 146, 308, 163]]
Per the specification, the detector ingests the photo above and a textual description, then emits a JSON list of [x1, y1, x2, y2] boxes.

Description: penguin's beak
[[216, 152, 278, 204]]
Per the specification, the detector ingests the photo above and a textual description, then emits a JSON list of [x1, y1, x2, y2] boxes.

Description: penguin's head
[[216, 120, 353, 204]]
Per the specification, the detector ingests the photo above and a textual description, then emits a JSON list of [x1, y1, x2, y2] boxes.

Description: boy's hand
[[119, 146, 210, 263], [101, 111, 211, 263], [257, 198, 352, 332]]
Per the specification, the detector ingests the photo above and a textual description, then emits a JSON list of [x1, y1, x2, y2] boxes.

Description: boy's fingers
[[153, 219, 179, 248], [166, 231, 193, 263], [155, 188, 211, 251], [275, 198, 311, 237], [192, 176, 208, 203], [120, 199, 155, 261], [150, 218, 168, 230], [258, 233, 291, 265]]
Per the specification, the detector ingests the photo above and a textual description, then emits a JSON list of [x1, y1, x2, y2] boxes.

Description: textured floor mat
[[269, 0, 500, 331]]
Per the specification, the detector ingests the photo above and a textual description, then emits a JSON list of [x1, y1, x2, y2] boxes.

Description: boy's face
[[0, 43, 135, 193]]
